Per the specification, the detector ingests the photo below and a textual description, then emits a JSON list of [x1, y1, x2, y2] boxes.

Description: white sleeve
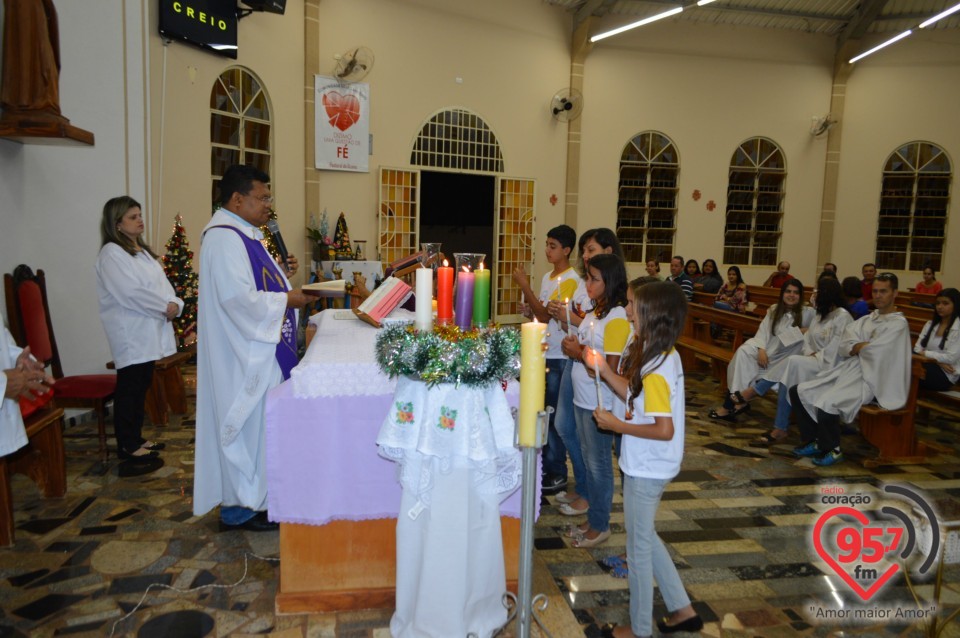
[[923, 322, 960, 367], [97, 246, 176, 317]]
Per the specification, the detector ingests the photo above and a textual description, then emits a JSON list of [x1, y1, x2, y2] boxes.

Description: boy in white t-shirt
[[513, 225, 579, 494]]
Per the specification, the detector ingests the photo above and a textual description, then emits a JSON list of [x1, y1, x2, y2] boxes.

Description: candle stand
[[497, 407, 554, 638]]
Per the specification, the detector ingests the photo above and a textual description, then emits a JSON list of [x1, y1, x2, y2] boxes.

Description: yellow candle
[[518, 319, 547, 447]]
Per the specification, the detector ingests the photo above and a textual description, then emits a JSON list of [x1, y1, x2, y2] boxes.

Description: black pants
[[114, 361, 155, 454], [789, 385, 840, 452], [919, 362, 954, 391]]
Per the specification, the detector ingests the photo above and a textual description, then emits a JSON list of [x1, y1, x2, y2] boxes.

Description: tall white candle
[[564, 298, 572, 337], [593, 347, 603, 407], [415, 267, 433, 332]]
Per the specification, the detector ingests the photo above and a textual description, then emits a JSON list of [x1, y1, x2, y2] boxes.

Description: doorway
[[419, 170, 495, 268]]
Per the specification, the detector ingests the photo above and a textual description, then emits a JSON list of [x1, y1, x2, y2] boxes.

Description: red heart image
[[322, 91, 360, 132], [813, 506, 900, 601]]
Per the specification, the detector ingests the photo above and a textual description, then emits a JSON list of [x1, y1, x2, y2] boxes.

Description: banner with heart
[[314, 76, 369, 172]]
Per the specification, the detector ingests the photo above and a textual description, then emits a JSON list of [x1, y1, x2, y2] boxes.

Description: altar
[[265, 309, 529, 614]]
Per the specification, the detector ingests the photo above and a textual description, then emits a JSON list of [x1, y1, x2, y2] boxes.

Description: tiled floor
[[1, 367, 958, 637]]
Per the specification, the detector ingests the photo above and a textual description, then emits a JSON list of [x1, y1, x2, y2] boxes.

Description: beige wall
[[578, 21, 836, 284], [146, 0, 307, 282], [833, 30, 960, 285], [311, 0, 572, 282]]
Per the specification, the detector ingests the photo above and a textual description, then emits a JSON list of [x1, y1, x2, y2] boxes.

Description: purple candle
[[454, 268, 475, 330]]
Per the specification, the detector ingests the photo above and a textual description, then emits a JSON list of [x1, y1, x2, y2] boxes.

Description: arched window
[[876, 141, 952, 271], [410, 108, 504, 173], [616, 131, 679, 263], [724, 137, 786, 266], [210, 67, 272, 205]]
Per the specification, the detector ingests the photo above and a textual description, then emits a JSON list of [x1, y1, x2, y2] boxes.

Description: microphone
[[265, 219, 289, 271]]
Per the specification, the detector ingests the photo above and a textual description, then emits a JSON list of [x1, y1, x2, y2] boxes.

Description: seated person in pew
[[666, 256, 694, 302], [913, 265, 943, 296], [762, 260, 792, 288], [694, 258, 723, 294], [842, 276, 869, 320], [822, 262, 838, 276], [708, 279, 814, 422], [1, 323, 54, 456], [914, 288, 960, 391], [713, 266, 748, 313], [745, 279, 852, 445], [684, 259, 702, 285], [789, 273, 911, 467]]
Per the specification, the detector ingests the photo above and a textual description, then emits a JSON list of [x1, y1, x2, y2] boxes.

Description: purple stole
[[209, 225, 298, 380]]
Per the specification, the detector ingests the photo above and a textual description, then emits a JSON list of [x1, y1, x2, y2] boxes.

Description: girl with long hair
[[914, 288, 960, 391], [588, 282, 703, 637], [713, 266, 748, 312], [559, 253, 629, 548], [709, 278, 814, 422]]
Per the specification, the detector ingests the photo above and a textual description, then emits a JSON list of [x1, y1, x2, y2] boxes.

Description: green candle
[[472, 264, 491, 326]]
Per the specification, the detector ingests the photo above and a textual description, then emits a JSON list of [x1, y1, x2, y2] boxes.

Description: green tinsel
[[375, 324, 520, 387]]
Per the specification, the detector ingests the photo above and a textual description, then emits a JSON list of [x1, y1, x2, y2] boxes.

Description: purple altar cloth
[[266, 380, 537, 525]]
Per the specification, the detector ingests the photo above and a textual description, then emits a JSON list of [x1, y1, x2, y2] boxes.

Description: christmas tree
[[333, 212, 353, 259], [162, 215, 199, 350]]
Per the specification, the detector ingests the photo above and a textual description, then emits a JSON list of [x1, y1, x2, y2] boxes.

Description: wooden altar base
[[276, 517, 521, 614]]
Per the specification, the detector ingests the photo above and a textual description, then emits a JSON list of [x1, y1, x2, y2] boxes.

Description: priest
[[789, 272, 911, 467], [193, 164, 310, 531], [2, 324, 53, 456]]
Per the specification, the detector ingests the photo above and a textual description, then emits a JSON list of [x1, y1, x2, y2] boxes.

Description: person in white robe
[[1, 323, 53, 456], [790, 273, 911, 466], [192, 164, 310, 531], [708, 279, 814, 422], [745, 279, 853, 444], [913, 287, 960, 391]]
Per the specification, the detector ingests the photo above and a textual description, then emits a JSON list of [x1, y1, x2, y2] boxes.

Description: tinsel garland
[[375, 324, 520, 387]]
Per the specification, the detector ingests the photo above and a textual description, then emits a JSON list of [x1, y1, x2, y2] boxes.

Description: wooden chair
[[0, 406, 67, 546], [4, 268, 116, 463]]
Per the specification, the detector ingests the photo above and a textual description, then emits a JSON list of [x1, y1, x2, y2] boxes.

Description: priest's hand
[[284, 255, 299, 278], [286, 289, 313, 308], [4, 366, 53, 400]]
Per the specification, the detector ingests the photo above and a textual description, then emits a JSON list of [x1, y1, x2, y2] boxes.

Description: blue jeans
[[542, 359, 567, 479], [624, 475, 692, 636], [554, 360, 587, 495], [752, 378, 790, 432], [573, 405, 613, 533], [221, 506, 257, 525]]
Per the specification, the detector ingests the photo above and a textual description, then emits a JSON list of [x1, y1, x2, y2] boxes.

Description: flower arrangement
[[375, 323, 520, 387]]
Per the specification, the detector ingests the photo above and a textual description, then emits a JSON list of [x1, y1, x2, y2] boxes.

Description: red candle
[[437, 259, 454, 323]]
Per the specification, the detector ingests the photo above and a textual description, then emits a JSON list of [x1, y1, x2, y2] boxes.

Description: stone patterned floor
[[0, 367, 958, 637]]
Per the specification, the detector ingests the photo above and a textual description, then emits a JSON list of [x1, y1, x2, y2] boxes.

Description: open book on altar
[[354, 276, 413, 327], [303, 279, 347, 294]]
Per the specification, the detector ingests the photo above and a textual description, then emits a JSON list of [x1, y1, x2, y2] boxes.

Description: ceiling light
[[590, 6, 684, 42], [919, 2, 960, 28], [848, 30, 912, 63], [697, 0, 718, 5]]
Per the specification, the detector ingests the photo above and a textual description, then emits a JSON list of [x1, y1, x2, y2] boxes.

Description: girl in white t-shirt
[[560, 253, 630, 548], [588, 281, 702, 638]]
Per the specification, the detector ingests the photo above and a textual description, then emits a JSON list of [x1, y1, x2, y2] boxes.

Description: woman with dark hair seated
[[709, 279, 814, 422], [684, 259, 701, 285], [694, 258, 723, 294], [746, 278, 853, 444], [914, 288, 960, 391], [713, 266, 747, 312]]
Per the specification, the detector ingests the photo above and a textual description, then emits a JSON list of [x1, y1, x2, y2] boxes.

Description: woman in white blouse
[[914, 288, 960, 391], [709, 279, 814, 422], [95, 197, 183, 462]]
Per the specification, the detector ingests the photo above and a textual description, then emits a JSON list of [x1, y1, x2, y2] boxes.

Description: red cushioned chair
[[4, 267, 115, 463]]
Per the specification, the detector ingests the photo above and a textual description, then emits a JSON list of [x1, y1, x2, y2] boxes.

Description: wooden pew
[[0, 406, 67, 546], [106, 350, 191, 426], [676, 303, 762, 394]]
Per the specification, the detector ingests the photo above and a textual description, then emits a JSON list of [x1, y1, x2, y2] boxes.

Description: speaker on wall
[[240, 0, 286, 14]]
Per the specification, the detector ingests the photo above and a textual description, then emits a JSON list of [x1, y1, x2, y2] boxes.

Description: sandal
[[572, 529, 611, 548], [707, 408, 737, 423], [601, 554, 627, 569], [752, 429, 788, 446], [565, 523, 590, 539], [610, 562, 629, 579]]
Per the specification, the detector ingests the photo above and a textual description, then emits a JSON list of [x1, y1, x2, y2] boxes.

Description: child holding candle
[[588, 281, 703, 637], [550, 228, 624, 518], [512, 225, 579, 495], [560, 252, 629, 548]]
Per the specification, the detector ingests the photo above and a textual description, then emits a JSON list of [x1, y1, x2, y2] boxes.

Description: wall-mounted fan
[[810, 114, 837, 137], [550, 88, 583, 122], [334, 46, 375, 82]]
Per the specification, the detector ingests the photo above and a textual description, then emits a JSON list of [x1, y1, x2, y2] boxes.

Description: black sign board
[[159, 0, 238, 59]]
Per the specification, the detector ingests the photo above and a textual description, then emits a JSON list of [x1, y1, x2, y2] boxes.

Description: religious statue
[[1, 0, 67, 123]]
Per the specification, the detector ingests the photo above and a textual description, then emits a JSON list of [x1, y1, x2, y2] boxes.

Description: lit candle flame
[[443, 259, 449, 267]]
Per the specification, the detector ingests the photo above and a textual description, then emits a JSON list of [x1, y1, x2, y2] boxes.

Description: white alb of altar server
[[762, 306, 853, 391], [0, 325, 29, 457], [796, 309, 911, 423], [727, 303, 815, 393], [193, 208, 292, 516]]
